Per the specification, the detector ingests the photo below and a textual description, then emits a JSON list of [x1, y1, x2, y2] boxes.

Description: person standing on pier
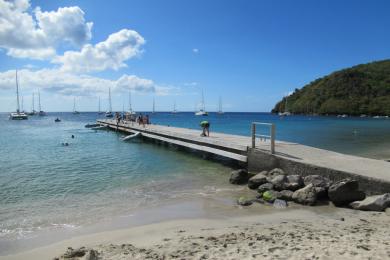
[[200, 121, 210, 137]]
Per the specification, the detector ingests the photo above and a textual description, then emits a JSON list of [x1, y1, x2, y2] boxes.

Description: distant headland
[[272, 59, 390, 116]]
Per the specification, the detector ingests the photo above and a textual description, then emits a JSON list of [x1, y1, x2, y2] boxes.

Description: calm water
[[0, 112, 389, 254]]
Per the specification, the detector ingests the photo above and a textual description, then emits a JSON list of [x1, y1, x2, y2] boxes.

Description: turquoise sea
[[0, 112, 389, 254]]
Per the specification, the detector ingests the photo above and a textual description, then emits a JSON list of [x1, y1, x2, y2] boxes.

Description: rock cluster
[[230, 168, 390, 212]]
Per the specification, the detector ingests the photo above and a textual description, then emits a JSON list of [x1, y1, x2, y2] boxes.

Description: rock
[[262, 190, 281, 203], [62, 247, 87, 258], [267, 168, 285, 178], [279, 190, 294, 201], [292, 184, 317, 205], [270, 175, 304, 191], [328, 179, 366, 206], [350, 193, 390, 211], [229, 169, 249, 185], [248, 171, 268, 189], [270, 175, 288, 191], [237, 196, 253, 206], [304, 175, 332, 189], [285, 175, 304, 191], [258, 183, 274, 193], [273, 199, 288, 209], [85, 249, 99, 260], [314, 187, 327, 199]]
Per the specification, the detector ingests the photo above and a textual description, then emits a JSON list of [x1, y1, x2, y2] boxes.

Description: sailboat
[[195, 90, 208, 116], [9, 70, 28, 120], [73, 97, 80, 114], [217, 96, 224, 114], [278, 95, 291, 116], [152, 97, 155, 114], [38, 89, 46, 116], [27, 93, 36, 115], [105, 87, 113, 118], [125, 90, 136, 115], [172, 100, 178, 114], [98, 97, 104, 114]]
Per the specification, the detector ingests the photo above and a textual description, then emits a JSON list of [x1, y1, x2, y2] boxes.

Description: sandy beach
[[2, 204, 389, 260]]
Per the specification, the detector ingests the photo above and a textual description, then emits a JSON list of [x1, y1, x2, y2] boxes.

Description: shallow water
[[0, 112, 389, 254]]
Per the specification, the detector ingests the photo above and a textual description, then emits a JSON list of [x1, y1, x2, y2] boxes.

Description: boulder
[[270, 175, 304, 191], [273, 199, 288, 209], [258, 183, 274, 193], [62, 247, 87, 258], [267, 168, 285, 178], [262, 190, 281, 203], [304, 175, 332, 189], [350, 193, 390, 211], [285, 175, 304, 191], [229, 169, 249, 185], [237, 196, 253, 206], [279, 190, 294, 201], [248, 171, 268, 189], [328, 179, 366, 206], [270, 175, 288, 191], [292, 184, 317, 205]]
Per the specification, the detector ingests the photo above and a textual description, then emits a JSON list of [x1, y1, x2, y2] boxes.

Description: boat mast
[[201, 90, 205, 111], [218, 96, 222, 113], [128, 90, 132, 112], [73, 97, 76, 112], [21, 96, 24, 112], [15, 70, 20, 113], [108, 87, 112, 112], [32, 92, 35, 112], [152, 97, 155, 113], [38, 89, 41, 112], [98, 97, 101, 113], [173, 100, 176, 112]]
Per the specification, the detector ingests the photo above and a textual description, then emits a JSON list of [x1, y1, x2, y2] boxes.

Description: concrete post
[[251, 123, 256, 148], [271, 124, 275, 154]]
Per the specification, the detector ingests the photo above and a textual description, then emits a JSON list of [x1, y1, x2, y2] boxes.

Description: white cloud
[[0, 69, 157, 96], [192, 48, 199, 53], [53, 29, 145, 73], [0, 0, 92, 59]]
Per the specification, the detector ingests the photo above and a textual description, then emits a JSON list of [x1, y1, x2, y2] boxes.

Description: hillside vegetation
[[272, 60, 390, 115]]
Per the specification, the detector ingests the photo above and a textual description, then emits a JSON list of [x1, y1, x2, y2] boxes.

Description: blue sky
[[1, 0, 390, 112]]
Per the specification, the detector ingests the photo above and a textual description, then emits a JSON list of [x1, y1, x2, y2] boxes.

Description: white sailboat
[[217, 96, 224, 114], [27, 92, 36, 115], [278, 95, 291, 116], [105, 87, 113, 118], [172, 100, 178, 114], [73, 97, 80, 114], [152, 97, 155, 114], [195, 90, 208, 116], [125, 90, 136, 115], [9, 70, 28, 120], [38, 89, 46, 116]]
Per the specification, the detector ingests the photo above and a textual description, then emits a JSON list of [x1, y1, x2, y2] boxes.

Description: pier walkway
[[97, 119, 390, 193]]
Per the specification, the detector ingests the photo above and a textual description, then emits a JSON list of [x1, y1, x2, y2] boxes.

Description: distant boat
[[217, 96, 224, 114], [54, 118, 61, 122], [125, 90, 136, 116], [27, 93, 36, 116], [172, 100, 178, 114], [105, 87, 113, 118], [337, 114, 348, 118], [37, 89, 46, 116], [9, 70, 28, 120], [278, 95, 291, 116], [73, 97, 80, 114], [98, 97, 104, 115], [195, 90, 208, 116]]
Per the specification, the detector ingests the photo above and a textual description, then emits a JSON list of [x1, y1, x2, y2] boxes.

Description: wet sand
[[2, 204, 389, 260]]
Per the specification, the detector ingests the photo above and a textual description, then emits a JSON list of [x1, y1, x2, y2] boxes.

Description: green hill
[[272, 59, 390, 116]]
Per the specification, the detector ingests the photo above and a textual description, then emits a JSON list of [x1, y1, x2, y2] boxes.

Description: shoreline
[[2, 205, 389, 260]]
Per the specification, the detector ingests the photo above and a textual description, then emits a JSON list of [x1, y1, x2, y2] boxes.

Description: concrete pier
[[97, 119, 390, 194]]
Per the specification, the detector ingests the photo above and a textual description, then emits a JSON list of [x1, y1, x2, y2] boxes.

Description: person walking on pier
[[200, 120, 210, 137]]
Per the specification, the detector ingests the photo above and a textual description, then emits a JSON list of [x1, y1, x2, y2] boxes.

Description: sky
[[1, 0, 390, 112]]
